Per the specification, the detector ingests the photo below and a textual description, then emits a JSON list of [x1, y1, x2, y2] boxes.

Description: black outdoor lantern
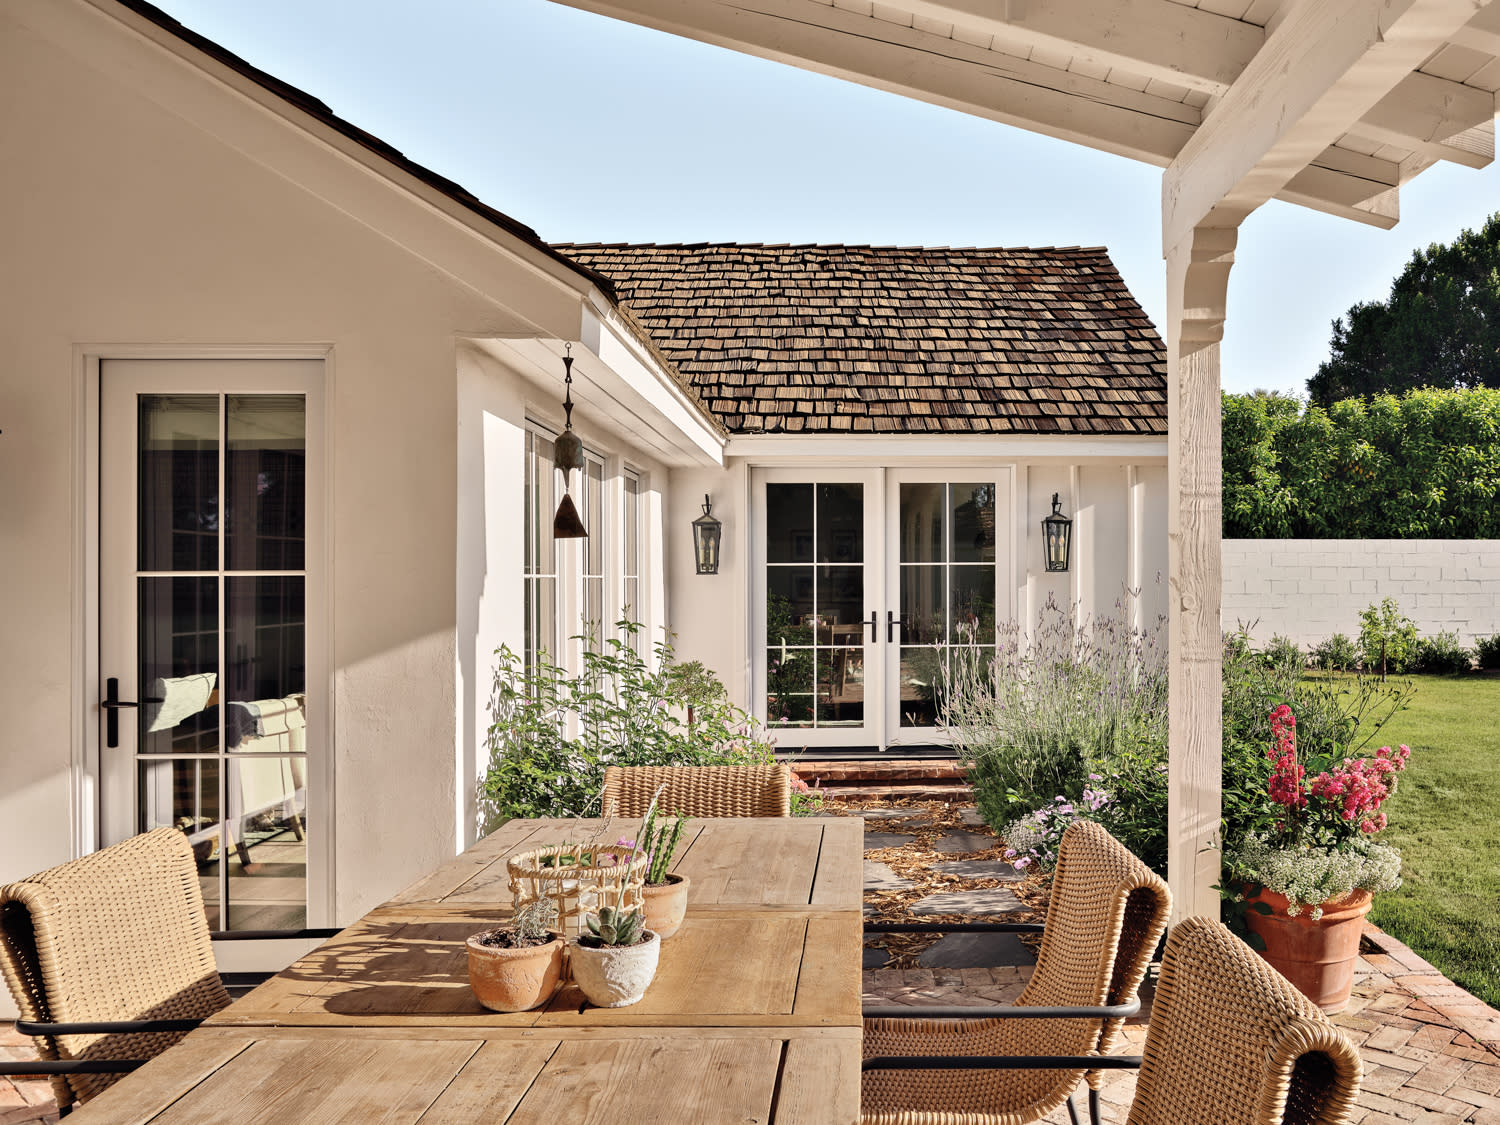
[[1042, 492, 1073, 572], [552, 343, 588, 539], [692, 494, 722, 575]]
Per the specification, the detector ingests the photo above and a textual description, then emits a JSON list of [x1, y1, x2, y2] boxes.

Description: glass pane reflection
[[138, 577, 219, 755], [139, 395, 218, 572], [226, 395, 305, 571], [225, 755, 308, 931]]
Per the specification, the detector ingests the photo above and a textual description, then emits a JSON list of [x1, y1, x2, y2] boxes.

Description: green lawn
[[1361, 673, 1500, 1008]]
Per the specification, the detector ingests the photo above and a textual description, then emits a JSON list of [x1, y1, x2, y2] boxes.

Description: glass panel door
[[100, 360, 324, 933], [755, 470, 882, 748], [887, 474, 1003, 741]]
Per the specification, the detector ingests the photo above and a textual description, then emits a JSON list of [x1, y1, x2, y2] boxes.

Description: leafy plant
[[512, 898, 558, 942], [1310, 633, 1359, 672], [789, 772, 825, 817], [638, 795, 688, 886], [480, 621, 776, 826], [1477, 634, 1500, 670], [1358, 597, 1419, 675], [945, 588, 1168, 869], [1224, 701, 1411, 916], [1262, 634, 1306, 673], [1412, 631, 1474, 675]]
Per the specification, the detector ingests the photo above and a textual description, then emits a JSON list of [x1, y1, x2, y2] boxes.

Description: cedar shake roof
[[554, 243, 1167, 436]]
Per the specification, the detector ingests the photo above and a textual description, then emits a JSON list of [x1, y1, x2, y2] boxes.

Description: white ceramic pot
[[569, 929, 660, 1008]]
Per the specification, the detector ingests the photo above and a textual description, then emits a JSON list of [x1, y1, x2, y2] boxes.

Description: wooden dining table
[[70, 815, 865, 1124]]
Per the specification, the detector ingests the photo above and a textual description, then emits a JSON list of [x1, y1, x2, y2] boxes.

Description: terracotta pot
[[569, 929, 660, 1008], [1242, 886, 1374, 1013], [466, 930, 565, 1013], [641, 874, 690, 940]]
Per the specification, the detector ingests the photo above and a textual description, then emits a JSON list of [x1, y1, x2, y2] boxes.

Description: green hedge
[[1223, 387, 1500, 538]]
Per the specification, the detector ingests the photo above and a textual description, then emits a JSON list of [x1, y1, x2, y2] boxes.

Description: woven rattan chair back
[[0, 827, 230, 1109], [600, 764, 791, 818], [1126, 916, 1362, 1125], [862, 820, 1171, 1124]]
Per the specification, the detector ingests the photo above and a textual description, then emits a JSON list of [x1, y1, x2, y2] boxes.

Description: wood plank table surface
[[71, 815, 865, 1124], [387, 816, 864, 912]]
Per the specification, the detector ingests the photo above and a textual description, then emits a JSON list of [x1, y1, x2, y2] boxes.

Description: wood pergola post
[[1164, 225, 1235, 922]]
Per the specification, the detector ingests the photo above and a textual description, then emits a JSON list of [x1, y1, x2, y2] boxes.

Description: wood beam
[[899, 0, 1261, 95], [1163, 0, 1495, 253], [1356, 72, 1498, 168], [556, 0, 1197, 165], [1449, 0, 1500, 55], [1164, 225, 1232, 922]]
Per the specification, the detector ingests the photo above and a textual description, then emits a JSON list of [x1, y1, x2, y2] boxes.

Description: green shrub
[[1262, 634, 1306, 673], [1477, 635, 1500, 670], [946, 590, 1168, 872], [1310, 633, 1359, 672], [1220, 627, 1413, 848], [479, 623, 775, 825], [1358, 597, 1420, 674], [1222, 386, 1500, 538], [1413, 631, 1474, 675]]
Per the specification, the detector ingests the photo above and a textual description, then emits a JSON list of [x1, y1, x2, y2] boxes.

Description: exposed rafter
[[1163, 0, 1497, 252]]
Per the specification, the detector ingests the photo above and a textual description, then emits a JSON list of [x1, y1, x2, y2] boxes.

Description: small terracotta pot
[[466, 930, 565, 1013], [1242, 886, 1374, 1013], [570, 929, 660, 1008], [641, 874, 690, 940]]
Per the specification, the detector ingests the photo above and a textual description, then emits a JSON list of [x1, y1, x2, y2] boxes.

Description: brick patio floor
[[862, 925, 1500, 1124]]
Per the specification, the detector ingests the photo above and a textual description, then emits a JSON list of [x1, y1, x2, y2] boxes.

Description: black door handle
[[887, 610, 903, 644], [102, 677, 140, 748], [864, 612, 878, 643]]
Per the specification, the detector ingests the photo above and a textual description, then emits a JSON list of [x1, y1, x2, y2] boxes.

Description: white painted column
[[1165, 226, 1235, 921]]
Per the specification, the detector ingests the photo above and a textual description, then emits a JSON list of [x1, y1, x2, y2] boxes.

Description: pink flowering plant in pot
[[1226, 703, 1409, 919]]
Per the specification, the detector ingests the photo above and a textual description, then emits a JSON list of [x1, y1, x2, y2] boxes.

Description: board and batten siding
[[1223, 539, 1500, 647]]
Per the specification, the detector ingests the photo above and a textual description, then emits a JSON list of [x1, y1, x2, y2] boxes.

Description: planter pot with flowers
[[1226, 703, 1409, 1013], [467, 899, 565, 1013]]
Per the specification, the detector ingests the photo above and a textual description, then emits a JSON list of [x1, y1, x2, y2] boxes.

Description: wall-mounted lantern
[[692, 494, 722, 575], [553, 343, 588, 539], [1042, 492, 1072, 572]]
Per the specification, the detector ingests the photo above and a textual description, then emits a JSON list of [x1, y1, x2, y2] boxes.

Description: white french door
[[98, 359, 328, 933], [753, 468, 1010, 750]]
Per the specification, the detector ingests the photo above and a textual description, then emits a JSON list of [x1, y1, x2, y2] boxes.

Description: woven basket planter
[[507, 844, 647, 939]]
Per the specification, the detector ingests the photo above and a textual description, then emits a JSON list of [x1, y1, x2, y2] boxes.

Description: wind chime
[[553, 343, 588, 539]]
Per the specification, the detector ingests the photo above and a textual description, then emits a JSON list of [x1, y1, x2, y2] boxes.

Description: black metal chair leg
[[1089, 1086, 1103, 1125], [1066, 1092, 1081, 1125]]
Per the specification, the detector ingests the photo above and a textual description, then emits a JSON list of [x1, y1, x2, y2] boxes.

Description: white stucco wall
[[1223, 539, 1500, 647], [0, 5, 590, 929], [669, 450, 1170, 735]]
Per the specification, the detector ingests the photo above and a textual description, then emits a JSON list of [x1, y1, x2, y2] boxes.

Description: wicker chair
[[0, 827, 335, 1113], [862, 820, 1171, 1125], [600, 764, 791, 818], [866, 916, 1365, 1125]]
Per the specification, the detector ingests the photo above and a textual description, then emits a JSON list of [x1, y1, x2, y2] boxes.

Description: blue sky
[[154, 0, 1500, 397]]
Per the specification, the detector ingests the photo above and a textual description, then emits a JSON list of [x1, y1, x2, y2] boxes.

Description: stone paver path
[[910, 888, 1025, 914]]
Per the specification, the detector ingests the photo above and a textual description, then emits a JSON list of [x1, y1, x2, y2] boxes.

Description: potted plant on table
[[1226, 702, 1409, 1012], [637, 802, 690, 940], [569, 881, 661, 1008], [466, 898, 564, 1013]]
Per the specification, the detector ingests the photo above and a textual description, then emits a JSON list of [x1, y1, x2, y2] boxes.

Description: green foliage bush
[[1358, 597, 1419, 675], [1220, 628, 1413, 849], [479, 624, 775, 825], [1222, 387, 1500, 538], [945, 591, 1169, 873], [1413, 631, 1474, 675], [1262, 634, 1306, 673], [1477, 635, 1500, 670], [1310, 633, 1359, 672]]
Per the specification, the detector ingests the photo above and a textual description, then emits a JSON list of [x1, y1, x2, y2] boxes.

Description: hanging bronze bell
[[553, 492, 588, 539]]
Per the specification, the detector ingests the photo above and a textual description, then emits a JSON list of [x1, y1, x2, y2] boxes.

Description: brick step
[[791, 760, 967, 784], [818, 782, 972, 802]]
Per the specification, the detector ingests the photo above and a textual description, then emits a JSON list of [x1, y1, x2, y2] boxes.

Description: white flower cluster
[[1230, 834, 1402, 918]]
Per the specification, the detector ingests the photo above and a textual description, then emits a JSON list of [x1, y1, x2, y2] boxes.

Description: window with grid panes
[[523, 426, 559, 673]]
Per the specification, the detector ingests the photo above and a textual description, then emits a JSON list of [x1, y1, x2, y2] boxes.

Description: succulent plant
[[585, 905, 646, 946], [512, 897, 558, 942], [637, 786, 689, 886]]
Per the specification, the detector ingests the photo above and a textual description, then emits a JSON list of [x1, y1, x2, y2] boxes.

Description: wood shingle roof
[[554, 243, 1167, 436]]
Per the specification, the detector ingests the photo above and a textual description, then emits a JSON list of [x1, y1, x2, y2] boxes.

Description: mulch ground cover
[[818, 796, 1051, 967]]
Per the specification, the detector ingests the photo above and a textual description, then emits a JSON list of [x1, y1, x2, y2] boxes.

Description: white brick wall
[[1223, 540, 1500, 646]]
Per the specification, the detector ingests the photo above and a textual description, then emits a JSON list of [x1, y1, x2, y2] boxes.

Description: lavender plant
[[944, 588, 1169, 871]]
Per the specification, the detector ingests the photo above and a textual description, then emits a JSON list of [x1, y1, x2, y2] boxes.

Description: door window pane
[[225, 576, 305, 743], [226, 395, 305, 571], [767, 647, 815, 727], [225, 756, 308, 931], [139, 759, 221, 928], [817, 484, 863, 563], [817, 649, 864, 726], [951, 482, 996, 563], [138, 577, 220, 755], [899, 483, 945, 564], [766, 484, 813, 564], [138, 396, 218, 571]]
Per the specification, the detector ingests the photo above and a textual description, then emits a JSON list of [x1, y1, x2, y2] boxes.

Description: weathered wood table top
[[68, 1025, 861, 1124], [72, 815, 864, 1123], [387, 815, 864, 911]]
